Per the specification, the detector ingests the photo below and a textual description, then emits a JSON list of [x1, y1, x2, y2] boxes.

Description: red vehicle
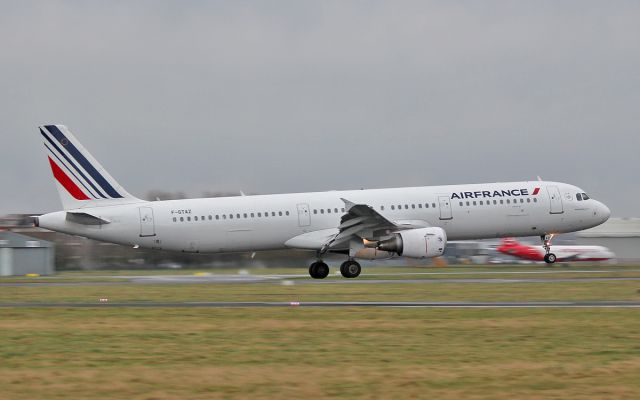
[[497, 238, 614, 263]]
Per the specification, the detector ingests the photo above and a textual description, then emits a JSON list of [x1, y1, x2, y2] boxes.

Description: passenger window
[[425, 203, 429, 208], [229, 215, 233, 219], [194, 216, 198, 221], [418, 204, 422, 208], [320, 209, 324, 214], [313, 209, 317, 214], [257, 212, 262, 217], [473, 201, 477, 206], [279, 211, 283, 216], [506, 199, 510, 204], [271, 212, 276, 217], [251, 213, 255, 218], [201, 216, 205, 220], [237, 214, 241, 219], [216, 215, 220, 220], [341, 208, 345, 212], [179, 217, 184, 222], [405, 205, 409, 209], [173, 217, 177, 222], [432, 203, 436, 208], [222, 215, 226, 219], [500, 200, 504, 204], [381, 206, 385, 211], [208, 215, 212, 220], [466, 201, 470, 206], [327, 209, 331, 214], [493, 200, 497, 205], [391, 205, 395, 210], [534, 198, 538, 203], [411, 204, 416, 209], [398, 204, 402, 210], [526, 198, 530, 203], [459, 202, 463, 206], [244, 213, 248, 218], [479, 201, 483, 205], [520, 199, 524, 203], [286, 211, 290, 216]]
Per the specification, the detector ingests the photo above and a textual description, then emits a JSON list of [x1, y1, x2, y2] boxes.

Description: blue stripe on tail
[[44, 143, 98, 199], [44, 125, 123, 198], [40, 128, 107, 199]]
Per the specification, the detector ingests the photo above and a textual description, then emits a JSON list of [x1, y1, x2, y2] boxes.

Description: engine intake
[[377, 227, 447, 259]]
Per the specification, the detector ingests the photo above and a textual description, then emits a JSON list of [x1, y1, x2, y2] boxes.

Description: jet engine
[[376, 227, 447, 258]]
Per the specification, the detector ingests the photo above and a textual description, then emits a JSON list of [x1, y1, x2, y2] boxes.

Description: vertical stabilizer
[[39, 124, 143, 210]]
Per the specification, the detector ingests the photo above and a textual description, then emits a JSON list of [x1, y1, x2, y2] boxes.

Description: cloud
[[1, 1, 638, 215]]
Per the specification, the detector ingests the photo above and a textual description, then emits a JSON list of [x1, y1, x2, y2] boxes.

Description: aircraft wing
[[284, 198, 428, 253]]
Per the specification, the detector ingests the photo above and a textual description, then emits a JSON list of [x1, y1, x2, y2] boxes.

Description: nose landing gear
[[541, 234, 557, 264]]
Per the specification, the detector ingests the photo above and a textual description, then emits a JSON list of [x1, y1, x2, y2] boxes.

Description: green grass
[[1, 265, 640, 399], [1, 308, 640, 399]]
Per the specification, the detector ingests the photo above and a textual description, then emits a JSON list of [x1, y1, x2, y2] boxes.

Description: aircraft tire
[[309, 261, 329, 279], [340, 260, 361, 278], [546, 253, 557, 264]]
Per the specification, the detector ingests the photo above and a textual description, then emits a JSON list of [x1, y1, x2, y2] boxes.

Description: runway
[[1, 301, 640, 308], [5, 270, 640, 287]]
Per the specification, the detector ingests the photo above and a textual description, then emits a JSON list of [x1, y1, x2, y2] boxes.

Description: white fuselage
[[37, 181, 610, 255]]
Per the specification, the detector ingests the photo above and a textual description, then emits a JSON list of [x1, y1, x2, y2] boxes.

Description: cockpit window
[[576, 193, 582, 201], [582, 193, 590, 200]]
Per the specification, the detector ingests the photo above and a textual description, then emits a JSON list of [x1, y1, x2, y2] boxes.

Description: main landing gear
[[309, 261, 329, 279], [340, 259, 361, 279], [541, 234, 557, 264], [308, 259, 362, 279]]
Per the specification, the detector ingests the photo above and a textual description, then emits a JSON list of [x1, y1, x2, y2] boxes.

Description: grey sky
[[1, 1, 638, 215]]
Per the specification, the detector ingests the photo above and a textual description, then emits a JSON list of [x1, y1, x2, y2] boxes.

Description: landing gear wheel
[[541, 234, 556, 264], [340, 260, 361, 278], [309, 261, 329, 279]]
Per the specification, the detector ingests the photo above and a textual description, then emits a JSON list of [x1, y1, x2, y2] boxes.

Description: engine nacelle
[[377, 227, 447, 259]]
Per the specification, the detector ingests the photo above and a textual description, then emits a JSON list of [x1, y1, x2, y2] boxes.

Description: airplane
[[496, 237, 615, 263], [34, 125, 611, 278]]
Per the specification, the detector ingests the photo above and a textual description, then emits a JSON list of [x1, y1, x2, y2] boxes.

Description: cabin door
[[546, 186, 564, 214], [138, 207, 156, 237]]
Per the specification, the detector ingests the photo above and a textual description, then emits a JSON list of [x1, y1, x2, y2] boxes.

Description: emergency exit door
[[297, 203, 311, 227], [438, 196, 453, 220], [139, 207, 156, 237]]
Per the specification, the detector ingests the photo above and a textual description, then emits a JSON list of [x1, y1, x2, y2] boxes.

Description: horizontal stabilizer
[[66, 212, 111, 226]]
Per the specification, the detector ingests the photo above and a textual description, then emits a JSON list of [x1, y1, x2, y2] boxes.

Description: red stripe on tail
[[48, 157, 90, 200]]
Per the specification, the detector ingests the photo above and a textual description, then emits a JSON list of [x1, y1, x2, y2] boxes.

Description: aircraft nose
[[597, 202, 611, 223]]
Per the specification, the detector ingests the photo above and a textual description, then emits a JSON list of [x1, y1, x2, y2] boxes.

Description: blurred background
[[1, 1, 639, 272]]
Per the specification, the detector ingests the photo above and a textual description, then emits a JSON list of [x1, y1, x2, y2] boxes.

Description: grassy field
[[1, 266, 640, 399]]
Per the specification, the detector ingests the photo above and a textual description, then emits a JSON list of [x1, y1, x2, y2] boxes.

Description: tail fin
[[39, 124, 143, 210]]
